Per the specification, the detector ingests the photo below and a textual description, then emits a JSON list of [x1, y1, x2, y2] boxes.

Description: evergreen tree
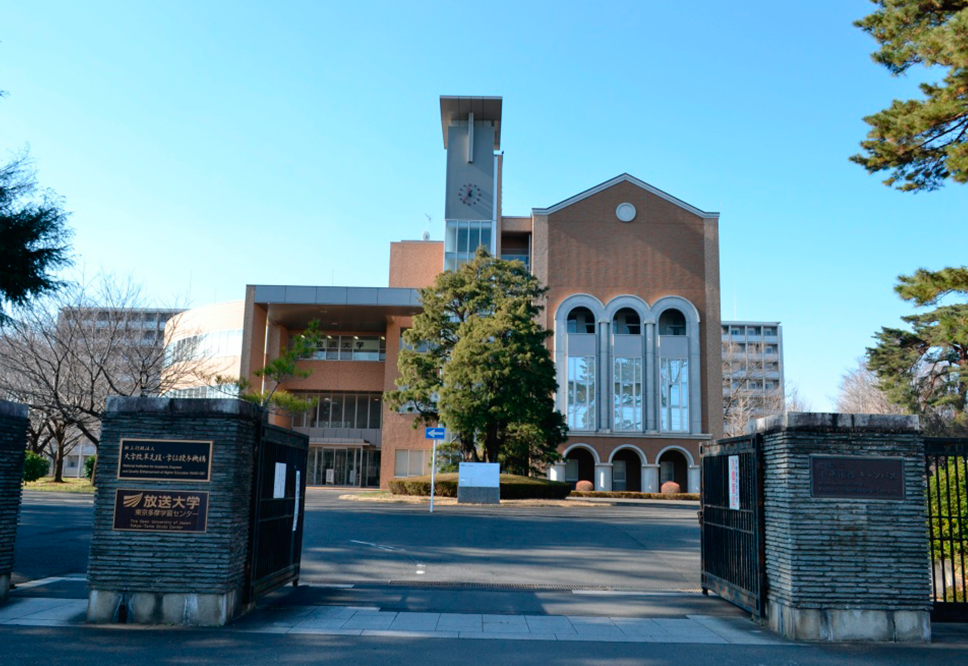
[[852, 1, 968, 191], [0, 152, 71, 319], [386, 247, 566, 469], [866, 267, 968, 434]]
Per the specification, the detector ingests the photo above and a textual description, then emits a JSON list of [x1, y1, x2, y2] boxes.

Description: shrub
[[23, 451, 50, 483], [575, 480, 594, 492], [84, 455, 97, 481], [388, 473, 571, 500], [660, 481, 681, 494]]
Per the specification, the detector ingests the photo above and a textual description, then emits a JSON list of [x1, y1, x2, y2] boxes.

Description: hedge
[[23, 451, 50, 483], [389, 473, 571, 500], [570, 490, 699, 501]]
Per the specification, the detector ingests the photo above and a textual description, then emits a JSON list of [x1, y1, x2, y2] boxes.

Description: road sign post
[[425, 427, 446, 513]]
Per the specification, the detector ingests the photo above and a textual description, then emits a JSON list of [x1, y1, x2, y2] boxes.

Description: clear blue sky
[[2, 1, 966, 410]]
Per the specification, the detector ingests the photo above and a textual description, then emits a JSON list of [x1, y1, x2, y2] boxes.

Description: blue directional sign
[[425, 427, 446, 440]]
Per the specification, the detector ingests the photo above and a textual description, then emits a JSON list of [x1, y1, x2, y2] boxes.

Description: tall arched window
[[658, 308, 689, 432], [566, 306, 596, 430], [612, 307, 642, 432]]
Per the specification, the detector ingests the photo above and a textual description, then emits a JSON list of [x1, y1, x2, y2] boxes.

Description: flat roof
[[440, 96, 502, 149], [250, 285, 422, 332]]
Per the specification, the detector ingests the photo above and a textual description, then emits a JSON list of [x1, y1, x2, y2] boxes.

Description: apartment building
[[721, 321, 784, 435]]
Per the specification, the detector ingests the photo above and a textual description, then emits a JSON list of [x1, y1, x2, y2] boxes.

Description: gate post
[[755, 413, 931, 642], [86, 397, 264, 625], [0, 400, 29, 603]]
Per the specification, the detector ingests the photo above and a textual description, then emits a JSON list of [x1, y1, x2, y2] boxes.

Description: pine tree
[[852, 1, 968, 191], [866, 267, 968, 434], [385, 247, 566, 469], [0, 152, 71, 319]]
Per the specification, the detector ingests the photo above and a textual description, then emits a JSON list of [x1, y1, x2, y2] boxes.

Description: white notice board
[[458, 462, 500, 488], [273, 462, 287, 499], [728, 455, 740, 510]]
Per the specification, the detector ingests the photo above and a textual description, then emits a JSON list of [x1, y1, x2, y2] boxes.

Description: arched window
[[658, 308, 689, 432], [659, 309, 686, 336], [612, 308, 641, 335], [611, 308, 643, 432], [567, 307, 596, 334]]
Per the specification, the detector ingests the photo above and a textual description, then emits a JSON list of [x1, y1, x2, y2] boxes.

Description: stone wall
[[0, 400, 28, 603], [755, 413, 931, 642], [87, 397, 262, 625]]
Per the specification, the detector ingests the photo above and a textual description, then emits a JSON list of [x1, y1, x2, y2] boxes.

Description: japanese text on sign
[[118, 439, 212, 482], [728, 455, 740, 510], [112, 489, 209, 533]]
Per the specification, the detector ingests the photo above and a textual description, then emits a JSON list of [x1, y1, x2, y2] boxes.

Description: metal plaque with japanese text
[[811, 456, 905, 500], [112, 489, 209, 533], [117, 439, 212, 482]]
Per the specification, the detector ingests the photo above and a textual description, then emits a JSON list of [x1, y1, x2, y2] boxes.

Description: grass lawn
[[24, 477, 97, 493]]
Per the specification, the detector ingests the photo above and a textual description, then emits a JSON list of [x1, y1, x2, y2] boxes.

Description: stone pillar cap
[[104, 396, 265, 420], [749, 411, 919, 435], [0, 399, 28, 419]]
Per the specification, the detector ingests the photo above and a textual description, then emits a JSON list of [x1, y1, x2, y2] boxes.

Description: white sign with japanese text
[[273, 462, 287, 499], [728, 455, 740, 510]]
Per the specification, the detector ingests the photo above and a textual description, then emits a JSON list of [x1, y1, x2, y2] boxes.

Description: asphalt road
[[11, 492, 93, 584], [300, 489, 702, 590], [12, 488, 702, 594]]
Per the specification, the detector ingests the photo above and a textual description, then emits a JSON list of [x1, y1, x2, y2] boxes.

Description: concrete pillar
[[548, 462, 566, 483], [687, 465, 701, 494], [642, 464, 659, 493], [0, 400, 28, 604], [594, 463, 612, 491]]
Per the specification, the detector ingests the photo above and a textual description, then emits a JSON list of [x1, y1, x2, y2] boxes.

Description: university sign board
[[112, 488, 209, 533], [117, 439, 213, 482], [810, 455, 905, 500]]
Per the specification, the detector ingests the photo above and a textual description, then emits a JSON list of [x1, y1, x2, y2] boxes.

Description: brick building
[[185, 96, 722, 491]]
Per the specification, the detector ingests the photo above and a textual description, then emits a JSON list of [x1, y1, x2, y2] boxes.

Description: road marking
[[349, 540, 401, 552], [14, 575, 86, 589], [571, 590, 704, 596]]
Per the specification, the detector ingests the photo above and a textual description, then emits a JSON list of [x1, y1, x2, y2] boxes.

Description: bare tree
[[722, 339, 786, 436], [0, 273, 205, 481], [835, 359, 907, 415]]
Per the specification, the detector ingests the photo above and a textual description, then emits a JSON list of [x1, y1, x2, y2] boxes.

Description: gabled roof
[[532, 173, 719, 219]]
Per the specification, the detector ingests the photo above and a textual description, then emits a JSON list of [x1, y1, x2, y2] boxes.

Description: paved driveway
[[300, 489, 701, 590]]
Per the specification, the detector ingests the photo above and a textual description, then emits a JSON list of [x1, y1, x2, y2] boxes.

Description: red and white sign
[[728, 455, 740, 510]]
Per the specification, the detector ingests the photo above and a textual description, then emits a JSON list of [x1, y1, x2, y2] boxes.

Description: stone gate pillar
[[87, 397, 264, 626], [0, 400, 28, 603], [755, 413, 931, 642]]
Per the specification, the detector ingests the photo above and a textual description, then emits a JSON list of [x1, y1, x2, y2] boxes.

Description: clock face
[[458, 182, 483, 206]]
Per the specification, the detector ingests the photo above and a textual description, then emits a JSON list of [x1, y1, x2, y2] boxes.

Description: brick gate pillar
[[87, 397, 263, 626], [755, 413, 931, 642], [0, 400, 28, 603]]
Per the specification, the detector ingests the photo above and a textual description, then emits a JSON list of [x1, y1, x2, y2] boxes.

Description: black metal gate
[[925, 437, 968, 622], [700, 434, 765, 617], [245, 422, 309, 603]]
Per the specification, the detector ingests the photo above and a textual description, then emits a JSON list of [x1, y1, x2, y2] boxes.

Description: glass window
[[660, 358, 689, 432], [565, 458, 579, 483], [408, 450, 427, 477], [315, 395, 330, 428], [480, 225, 492, 252], [659, 309, 687, 336], [457, 224, 469, 254], [567, 307, 596, 334], [613, 308, 641, 335], [567, 356, 596, 430], [368, 395, 382, 429], [613, 357, 642, 431], [354, 395, 369, 429]]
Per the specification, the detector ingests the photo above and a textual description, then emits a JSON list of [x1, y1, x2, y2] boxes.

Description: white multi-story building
[[721, 321, 784, 434]]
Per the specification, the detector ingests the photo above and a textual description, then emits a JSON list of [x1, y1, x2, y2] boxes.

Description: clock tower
[[439, 95, 501, 271]]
